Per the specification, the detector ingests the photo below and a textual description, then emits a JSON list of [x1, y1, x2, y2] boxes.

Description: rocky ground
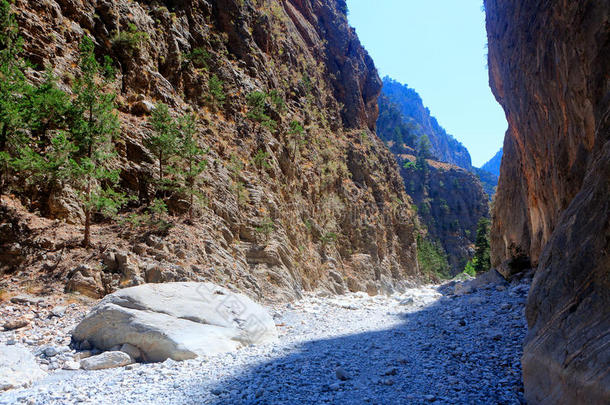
[[0, 277, 528, 405]]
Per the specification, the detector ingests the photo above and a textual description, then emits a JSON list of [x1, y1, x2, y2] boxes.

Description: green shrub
[[320, 231, 338, 245], [269, 89, 285, 112], [463, 259, 476, 277], [299, 73, 312, 94], [112, 23, 149, 56], [417, 235, 450, 280], [403, 160, 416, 170], [183, 47, 211, 69], [255, 216, 274, 240], [252, 149, 271, 170], [289, 120, 304, 136], [207, 74, 225, 109], [246, 91, 267, 120], [289, 120, 306, 155], [245, 90, 280, 130]]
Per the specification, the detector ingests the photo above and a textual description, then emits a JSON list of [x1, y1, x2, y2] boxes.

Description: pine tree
[[207, 74, 225, 110], [14, 69, 73, 192], [473, 217, 491, 273], [25, 67, 71, 138], [146, 102, 177, 186], [0, 0, 29, 197], [174, 113, 207, 221], [70, 36, 123, 247], [417, 134, 433, 158], [415, 134, 432, 175], [14, 131, 76, 189]]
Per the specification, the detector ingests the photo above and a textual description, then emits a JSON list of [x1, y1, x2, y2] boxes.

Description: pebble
[[44, 346, 59, 357], [63, 361, 81, 370], [51, 306, 67, 318], [335, 366, 351, 381], [3, 319, 29, 330]]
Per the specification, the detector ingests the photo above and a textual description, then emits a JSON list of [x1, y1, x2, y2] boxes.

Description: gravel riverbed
[[0, 280, 528, 404]]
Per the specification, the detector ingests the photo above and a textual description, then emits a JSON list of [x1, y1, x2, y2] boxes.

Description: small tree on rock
[[0, 0, 29, 197], [473, 217, 491, 273], [70, 37, 123, 247], [146, 102, 178, 187]]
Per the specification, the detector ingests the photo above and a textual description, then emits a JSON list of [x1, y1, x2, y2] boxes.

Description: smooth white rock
[[0, 345, 46, 391], [72, 282, 278, 362], [80, 351, 132, 370]]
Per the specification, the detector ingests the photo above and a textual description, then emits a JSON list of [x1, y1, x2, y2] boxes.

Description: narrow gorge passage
[[1, 0, 606, 403], [0, 277, 528, 404]]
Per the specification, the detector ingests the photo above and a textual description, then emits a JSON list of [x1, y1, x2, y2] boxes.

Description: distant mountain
[[474, 148, 503, 199], [376, 79, 490, 275], [481, 148, 503, 177], [473, 167, 498, 200], [380, 77, 472, 169]]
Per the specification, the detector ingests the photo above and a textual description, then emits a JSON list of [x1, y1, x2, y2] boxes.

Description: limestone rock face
[[379, 78, 473, 170], [47, 186, 84, 225], [485, 0, 610, 402], [72, 282, 278, 362], [0, 345, 46, 391], [391, 153, 489, 275], [7, 0, 420, 300]]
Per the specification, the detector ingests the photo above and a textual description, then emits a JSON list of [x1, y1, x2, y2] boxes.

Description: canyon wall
[[380, 77, 473, 170], [1, 0, 421, 301], [485, 0, 609, 403], [377, 81, 489, 275], [398, 155, 489, 275]]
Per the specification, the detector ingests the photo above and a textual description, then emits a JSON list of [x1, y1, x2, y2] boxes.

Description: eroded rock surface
[[485, 0, 610, 402], [3, 0, 420, 301], [72, 282, 278, 362]]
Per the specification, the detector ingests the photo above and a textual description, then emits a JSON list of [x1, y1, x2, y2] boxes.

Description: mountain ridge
[[480, 148, 503, 177]]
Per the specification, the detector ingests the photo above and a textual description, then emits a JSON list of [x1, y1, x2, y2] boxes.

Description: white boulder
[[72, 282, 278, 362], [80, 351, 132, 370], [0, 345, 46, 391]]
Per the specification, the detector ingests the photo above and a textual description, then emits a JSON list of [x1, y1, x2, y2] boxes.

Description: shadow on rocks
[[185, 283, 528, 405]]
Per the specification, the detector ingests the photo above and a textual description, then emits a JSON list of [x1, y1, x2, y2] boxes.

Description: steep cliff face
[[472, 167, 498, 200], [377, 85, 489, 275], [1, 0, 420, 301], [485, 0, 609, 403], [399, 155, 489, 275], [380, 77, 472, 169]]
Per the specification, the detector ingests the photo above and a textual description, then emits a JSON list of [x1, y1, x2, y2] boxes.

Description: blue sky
[[346, 0, 507, 167]]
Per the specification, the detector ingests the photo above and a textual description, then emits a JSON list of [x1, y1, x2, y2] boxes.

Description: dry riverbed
[[0, 279, 528, 404]]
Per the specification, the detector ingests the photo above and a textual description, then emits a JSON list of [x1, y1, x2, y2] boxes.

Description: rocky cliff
[[485, 0, 609, 403], [377, 84, 489, 275], [0, 0, 421, 302], [399, 154, 489, 275], [380, 77, 472, 169], [476, 148, 502, 198]]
